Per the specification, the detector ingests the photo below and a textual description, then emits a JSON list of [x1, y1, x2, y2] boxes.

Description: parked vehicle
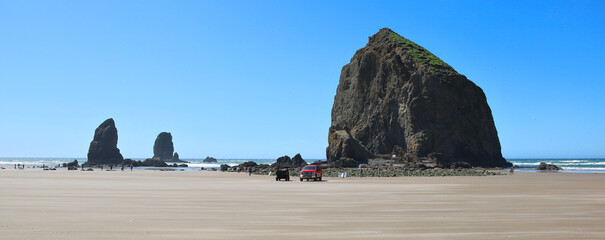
[[275, 168, 290, 181], [300, 165, 322, 181]]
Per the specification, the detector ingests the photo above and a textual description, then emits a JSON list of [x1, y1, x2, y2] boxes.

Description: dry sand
[[1, 169, 604, 239]]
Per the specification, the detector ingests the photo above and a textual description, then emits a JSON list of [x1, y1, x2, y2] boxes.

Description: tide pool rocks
[[203, 156, 218, 163]]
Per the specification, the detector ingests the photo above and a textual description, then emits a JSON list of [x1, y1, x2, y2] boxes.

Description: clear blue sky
[[1, 0, 604, 159]]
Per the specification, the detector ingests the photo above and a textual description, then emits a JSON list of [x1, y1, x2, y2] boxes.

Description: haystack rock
[[153, 132, 174, 160], [87, 118, 124, 165], [327, 28, 511, 168], [172, 152, 180, 162]]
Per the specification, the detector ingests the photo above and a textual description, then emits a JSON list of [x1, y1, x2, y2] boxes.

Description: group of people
[[14, 163, 25, 170], [100, 165, 134, 171], [235, 166, 254, 176]]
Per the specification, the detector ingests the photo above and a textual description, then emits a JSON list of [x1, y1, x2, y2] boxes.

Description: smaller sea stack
[[153, 132, 174, 160]]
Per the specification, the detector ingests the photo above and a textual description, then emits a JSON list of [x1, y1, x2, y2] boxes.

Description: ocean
[[0, 158, 284, 170], [508, 158, 605, 173], [2, 157, 604, 173]]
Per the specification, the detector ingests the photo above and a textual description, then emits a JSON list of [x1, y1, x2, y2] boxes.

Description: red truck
[[300, 165, 322, 181]]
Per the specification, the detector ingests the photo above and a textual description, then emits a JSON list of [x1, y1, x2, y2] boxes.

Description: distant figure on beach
[[101, 165, 104, 171], [121, 165, 124, 171], [130, 165, 133, 171], [510, 166, 514, 175], [248, 167, 252, 176]]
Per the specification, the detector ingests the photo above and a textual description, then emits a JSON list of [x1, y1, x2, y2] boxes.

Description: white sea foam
[[559, 160, 587, 163], [186, 163, 222, 168], [511, 162, 542, 166]]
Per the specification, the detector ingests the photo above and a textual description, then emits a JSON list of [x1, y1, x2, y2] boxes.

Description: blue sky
[[1, 0, 603, 159]]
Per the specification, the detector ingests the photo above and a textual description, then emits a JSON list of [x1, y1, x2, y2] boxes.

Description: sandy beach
[[1, 169, 604, 239]]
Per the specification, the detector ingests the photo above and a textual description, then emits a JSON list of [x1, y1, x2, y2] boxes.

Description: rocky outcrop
[[203, 156, 218, 163], [272, 155, 291, 168], [172, 152, 180, 162], [142, 158, 168, 167], [63, 160, 79, 169], [87, 118, 124, 165], [238, 161, 258, 168], [327, 28, 511, 168], [220, 164, 230, 171], [327, 128, 373, 167], [291, 154, 307, 168], [271, 154, 308, 168], [536, 162, 562, 171], [153, 132, 174, 160]]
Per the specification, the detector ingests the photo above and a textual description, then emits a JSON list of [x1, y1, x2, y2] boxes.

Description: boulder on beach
[[220, 164, 229, 171], [121, 159, 142, 167], [203, 156, 218, 163], [66, 159, 79, 167], [327, 28, 511, 168], [87, 118, 124, 165], [272, 155, 291, 168], [238, 161, 258, 168], [536, 162, 562, 171], [142, 158, 168, 167]]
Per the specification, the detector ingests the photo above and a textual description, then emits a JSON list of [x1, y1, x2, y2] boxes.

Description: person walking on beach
[[510, 166, 514, 175], [248, 167, 252, 176], [121, 165, 124, 171], [130, 165, 133, 171]]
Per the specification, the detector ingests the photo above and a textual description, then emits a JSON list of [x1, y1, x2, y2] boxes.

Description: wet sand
[[1, 169, 604, 239]]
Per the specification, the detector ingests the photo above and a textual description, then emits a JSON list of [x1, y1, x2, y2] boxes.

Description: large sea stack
[[87, 118, 124, 165], [327, 28, 510, 168], [153, 132, 174, 160]]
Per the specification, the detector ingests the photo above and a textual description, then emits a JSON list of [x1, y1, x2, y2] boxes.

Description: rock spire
[[87, 118, 124, 165], [153, 132, 174, 160]]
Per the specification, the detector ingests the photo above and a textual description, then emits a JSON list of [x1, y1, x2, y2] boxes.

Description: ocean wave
[[559, 160, 588, 163], [0, 159, 67, 166], [560, 167, 605, 171], [187, 163, 223, 168], [510, 162, 543, 166]]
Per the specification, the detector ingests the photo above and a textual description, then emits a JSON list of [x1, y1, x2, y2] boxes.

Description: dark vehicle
[[300, 165, 322, 181], [275, 168, 290, 181]]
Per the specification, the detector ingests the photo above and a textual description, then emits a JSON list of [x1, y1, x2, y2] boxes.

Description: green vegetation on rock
[[388, 32, 455, 80], [388, 32, 449, 68]]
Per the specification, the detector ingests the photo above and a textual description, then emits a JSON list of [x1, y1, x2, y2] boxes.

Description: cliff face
[[327, 28, 510, 168], [87, 118, 124, 165]]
